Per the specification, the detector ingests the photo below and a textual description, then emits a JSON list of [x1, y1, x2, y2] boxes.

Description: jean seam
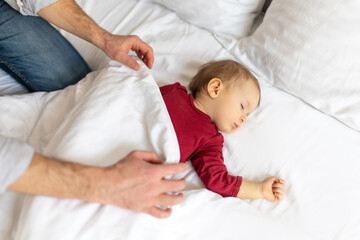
[[0, 58, 38, 91]]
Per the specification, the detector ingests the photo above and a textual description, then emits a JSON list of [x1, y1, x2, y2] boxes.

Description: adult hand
[[38, 0, 153, 71], [9, 151, 186, 219], [101, 33, 154, 71], [89, 150, 187, 218]]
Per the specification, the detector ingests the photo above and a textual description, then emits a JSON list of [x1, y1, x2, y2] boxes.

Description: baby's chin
[[219, 127, 239, 134]]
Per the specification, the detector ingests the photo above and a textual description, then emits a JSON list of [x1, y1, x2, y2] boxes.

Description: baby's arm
[[237, 177, 286, 202]]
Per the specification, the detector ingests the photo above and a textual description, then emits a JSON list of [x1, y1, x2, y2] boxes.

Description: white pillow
[[141, 0, 265, 39], [233, 0, 360, 131]]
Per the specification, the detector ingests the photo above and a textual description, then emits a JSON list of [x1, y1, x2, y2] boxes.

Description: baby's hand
[[261, 177, 286, 202]]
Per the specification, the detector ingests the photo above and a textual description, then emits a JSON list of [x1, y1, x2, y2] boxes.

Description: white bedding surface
[[1, 0, 360, 239], [0, 69, 27, 96]]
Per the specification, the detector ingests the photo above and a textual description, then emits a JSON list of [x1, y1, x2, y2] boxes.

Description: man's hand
[[100, 34, 154, 71], [89, 151, 186, 218], [9, 151, 187, 219], [38, 0, 154, 71]]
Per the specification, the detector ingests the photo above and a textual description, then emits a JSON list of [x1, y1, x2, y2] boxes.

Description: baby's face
[[211, 80, 260, 133]]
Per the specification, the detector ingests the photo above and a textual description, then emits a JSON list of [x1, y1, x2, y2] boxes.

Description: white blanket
[[0, 60, 179, 166]]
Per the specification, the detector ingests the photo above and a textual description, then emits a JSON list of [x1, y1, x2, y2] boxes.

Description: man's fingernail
[[131, 63, 138, 70]]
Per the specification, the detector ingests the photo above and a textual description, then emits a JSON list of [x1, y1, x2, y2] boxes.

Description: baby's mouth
[[233, 122, 239, 128]]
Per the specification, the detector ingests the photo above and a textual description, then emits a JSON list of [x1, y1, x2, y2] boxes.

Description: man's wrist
[[82, 165, 107, 203], [90, 27, 111, 52]]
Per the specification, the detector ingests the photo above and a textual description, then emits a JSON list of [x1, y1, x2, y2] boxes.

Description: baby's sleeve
[[191, 135, 242, 198], [159, 82, 184, 96]]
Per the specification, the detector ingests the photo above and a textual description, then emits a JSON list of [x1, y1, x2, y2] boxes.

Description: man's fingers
[[157, 193, 184, 207], [161, 179, 186, 192], [158, 162, 187, 176], [120, 55, 140, 71], [135, 49, 153, 68], [123, 43, 153, 70], [129, 151, 162, 164], [142, 49, 153, 68], [127, 151, 187, 177], [148, 206, 172, 219], [131, 40, 154, 69]]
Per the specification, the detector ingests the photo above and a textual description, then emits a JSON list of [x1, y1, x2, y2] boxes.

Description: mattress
[[1, 0, 359, 239]]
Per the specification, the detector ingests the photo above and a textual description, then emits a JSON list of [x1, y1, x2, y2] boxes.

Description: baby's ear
[[207, 78, 223, 98]]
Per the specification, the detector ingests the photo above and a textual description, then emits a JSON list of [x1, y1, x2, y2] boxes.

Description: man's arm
[[37, 0, 153, 71], [9, 151, 187, 218]]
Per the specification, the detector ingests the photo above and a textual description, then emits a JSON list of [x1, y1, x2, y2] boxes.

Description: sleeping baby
[[161, 60, 285, 201]]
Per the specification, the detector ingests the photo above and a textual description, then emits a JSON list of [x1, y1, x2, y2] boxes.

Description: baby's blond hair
[[189, 60, 260, 99]]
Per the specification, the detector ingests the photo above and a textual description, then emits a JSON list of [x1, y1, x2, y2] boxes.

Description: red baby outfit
[[160, 83, 242, 197]]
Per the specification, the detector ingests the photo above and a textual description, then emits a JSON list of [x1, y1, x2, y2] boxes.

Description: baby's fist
[[261, 177, 286, 202]]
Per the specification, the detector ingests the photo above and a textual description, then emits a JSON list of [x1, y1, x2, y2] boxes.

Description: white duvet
[[0, 60, 179, 166], [1, 0, 360, 239]]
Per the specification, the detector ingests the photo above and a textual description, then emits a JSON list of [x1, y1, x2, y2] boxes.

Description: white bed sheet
[[1, 0, 360, 239], [0, 69, 27, 96]]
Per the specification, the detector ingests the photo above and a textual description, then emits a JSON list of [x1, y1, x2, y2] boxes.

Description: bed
[[1, 0, 360, 239]]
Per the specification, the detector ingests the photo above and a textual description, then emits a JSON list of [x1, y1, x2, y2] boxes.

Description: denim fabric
[[0, 1, 91, 92]]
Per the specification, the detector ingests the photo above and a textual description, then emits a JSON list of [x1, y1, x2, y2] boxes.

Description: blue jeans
[[0, 1, 91, 92]]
